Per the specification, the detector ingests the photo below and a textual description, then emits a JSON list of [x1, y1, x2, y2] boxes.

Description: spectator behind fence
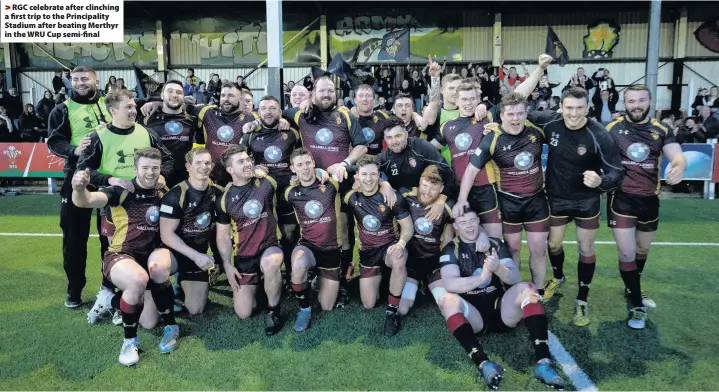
[[116, 78, 126, 90], [698, 105, 719, 139], [19, 103, 45, 141], [591, 89, 617, 123], [36, 90, 56, 126], [104, 75, 116, 95], [52, 70, 65, 93], [564, 67, 594, 92], [62, 69, 72, 92], [208, 74, 221, 102], [0, 106, 17, 142], [184, 76, 196, 96], [193, 81, 211, 104], [54, 87, 67, 105], [187, 68, 198, 86], [6, 87, 23, 131], [236, 75, 248, 90], [676, 117, 708, 144]]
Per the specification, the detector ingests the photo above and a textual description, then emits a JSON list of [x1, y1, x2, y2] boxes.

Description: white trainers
[[87, 287, 114, 324], [112, 309, 123, 326], [119, 338, 140, 366], [642, 293, 657, 308]]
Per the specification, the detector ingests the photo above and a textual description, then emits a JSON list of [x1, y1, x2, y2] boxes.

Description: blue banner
[[540, 143, 714, 181]]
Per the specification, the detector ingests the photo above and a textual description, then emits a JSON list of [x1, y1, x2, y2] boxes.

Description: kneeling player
[[344, 154, 414, 335], [439, 211, 565, 389], [285, 148, 343, 331], [159, 147, 224, 315], [398, 165, 454, 315], [215, 145, 285, 335], [72, 148, 179, 367]]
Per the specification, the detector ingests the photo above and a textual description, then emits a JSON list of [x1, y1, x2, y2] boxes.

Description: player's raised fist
[[538, 54, 553, 69], [71, 168, 91, 191]]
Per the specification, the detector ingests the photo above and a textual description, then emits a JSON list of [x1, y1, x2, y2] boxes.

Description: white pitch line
[[548, 331, 598, 391], [1, 233, 718, 246]]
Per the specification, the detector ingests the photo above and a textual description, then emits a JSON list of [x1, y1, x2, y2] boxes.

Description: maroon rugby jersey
[[140, 109, 200, 186], [197, 106, 259, 163], [403, 188, 452, 257], [160, 180, 224, 253], [343, 189, 410, 250], [607, 117, 677, 196], [285, 106, 366, 169], [101, 179, 167, 257], [285, 178, 342, 249], [436, 115, 496, 186], [357, 109, 391, 155], [215, 176, 281, 257], [470, 124, 545, 198], [242, 126, 300, 182]]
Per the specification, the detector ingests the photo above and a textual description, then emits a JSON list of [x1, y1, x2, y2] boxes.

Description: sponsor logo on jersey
[[217, 125, 234, 142], [514, 151, 534, 170], [362, 215, 381, 232], [316, 128, 333, 145], [305, 200, 324, 219], [145, 206, 160, 226], [243, 199, 262, 218]]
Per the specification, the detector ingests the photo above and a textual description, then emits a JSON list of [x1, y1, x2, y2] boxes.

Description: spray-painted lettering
[[30, 32, 157, 62], [334, 15, 419, 36]]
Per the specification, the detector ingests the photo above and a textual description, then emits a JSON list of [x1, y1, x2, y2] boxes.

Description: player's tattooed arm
[[663, 143, 686, 185]]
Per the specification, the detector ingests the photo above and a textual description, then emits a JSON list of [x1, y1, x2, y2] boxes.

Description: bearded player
[[438, 211, 565, 390], [606, 84, 686, 329]]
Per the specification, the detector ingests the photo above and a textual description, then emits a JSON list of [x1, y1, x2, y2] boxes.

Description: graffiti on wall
[[329, 14, 462, 63], [22, 33, 159, 67], [168, 18, 320, 65], [583, 21, 622, 59]]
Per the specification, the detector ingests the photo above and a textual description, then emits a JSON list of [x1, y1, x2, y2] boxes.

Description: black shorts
[[497, 191, 550, 234], [406, 250, 442, 284], [169, 247, 211, 283], [607, 190, 660, 232], [233, 244, 278, 285], [462, 293, 511, 335], [103, 251, 150, 281], [298, 240, 341, 281], [468, 184, 502, 224], [359, 242, 393, 278], [549, 195, 601, 229]]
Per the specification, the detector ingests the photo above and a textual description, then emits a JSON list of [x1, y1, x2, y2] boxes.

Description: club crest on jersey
[[471, 119, 477, 125], [145, 206, 160, 226], [316, 128, 333, 146], [415, 217, 433, 235], [240, 114, 245, 121], [373, 115, 379, 123], [514, 151, 534, 170], [320, 184, 326, 192], [627, 142, 650, 162], [217, 125, 234, 142], [651, 132, 659, 140], [362, 215, 381, 232], [195, 211, 211, 229], [409, 158, 417, 167], [529, 135, 537, 144], [378, 204, 386, 213], [254, 179, 261, 187], [455, 133, 473, 151], [243, 199, 262, 218], [165, 121, 183, 135], [577, 145, 587, 156], [305, 200, 324, 219], [335, 116, 342, 125], [362, 127, 375, 142], [281, 133, 289, 140], [264, 146, 282, 163]]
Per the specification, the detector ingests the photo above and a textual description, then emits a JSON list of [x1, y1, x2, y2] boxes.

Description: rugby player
[[392, 92, 426, 139], [344, 154, 414, 335], [137, 80, 202, 188], [215, 145, 285, 335], [527, 87, 624, 327], [432, 83, 502, 238], [455, 92, 549, 293], [71, 147, 179, 366], [241, 96, 301, 289], [607, 84, 686, 329], [285, 148, 343, 331], [48, 66, 112, 308], [352, 84, 392, 155], [438, 210, 565, 390], [398, 165, 455, 315], [279, 76, 369, 307], [376, 115, 454, 220], [77, 89, 174, 324], [159, 147, 224, 315]]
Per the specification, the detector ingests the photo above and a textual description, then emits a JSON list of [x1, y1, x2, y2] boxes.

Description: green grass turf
[[1, 195, 718, 390]]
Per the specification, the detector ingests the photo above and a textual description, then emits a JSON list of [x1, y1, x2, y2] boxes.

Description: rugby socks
[[635, 253, 647, 282], [521, 301, 551, 361], [268, 301, 281, 315], [548, 248, 565, 280], [577, 254, 596, 302], [120, 297, 144, 339], [150, 280, 176, 326], [619, 261, 643, 308], [446, 313, 488, 365], [292, 281, 311, 310], [386, 293, 401, 315], [111, 291, 121, 310]]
